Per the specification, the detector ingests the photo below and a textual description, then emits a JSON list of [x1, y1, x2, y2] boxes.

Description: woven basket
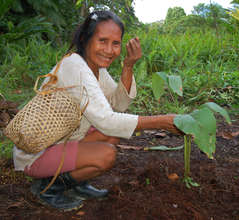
[[4, 53, 88, 154]]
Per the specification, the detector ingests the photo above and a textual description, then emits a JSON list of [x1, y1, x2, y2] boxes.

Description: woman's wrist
[[136, 115, 176, 132], [123, 58, 135, 69]]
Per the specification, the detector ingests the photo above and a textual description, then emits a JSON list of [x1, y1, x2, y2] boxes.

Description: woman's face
[[85, 19, 122, 76]]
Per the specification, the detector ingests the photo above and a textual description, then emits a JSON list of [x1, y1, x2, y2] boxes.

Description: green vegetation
[[174, 102, 231, 188], [1, 0, 239, 159], [152, 72, 231, 188]]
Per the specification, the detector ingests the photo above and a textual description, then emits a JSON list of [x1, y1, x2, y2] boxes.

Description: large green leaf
[[0, 16, 54, 43], [0, 0, 14, 18], [200, 102, 231, 124], [76, 0, 84, 7], [174, 108, 217, 159], [190, 108, 216, 158], [152, 72, 165, 100], [168, 75, 183, 96], [155, 72, 168, 84], [190, 108, 216, 136], [174, 114, 201, 136], [136, 60, 147, 82]]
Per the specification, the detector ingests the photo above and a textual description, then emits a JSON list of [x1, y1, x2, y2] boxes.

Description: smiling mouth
[[99, 54, 112, 62]]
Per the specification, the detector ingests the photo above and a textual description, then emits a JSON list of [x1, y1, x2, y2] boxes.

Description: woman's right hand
[[161, 114, 184, 135], [136, 115, 184, 136]]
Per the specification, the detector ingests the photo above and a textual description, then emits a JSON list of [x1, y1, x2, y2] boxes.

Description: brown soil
[[1, 117, 239, 220]]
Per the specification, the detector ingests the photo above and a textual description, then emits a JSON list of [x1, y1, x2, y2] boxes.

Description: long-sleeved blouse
[[13, 53, 138, 171]]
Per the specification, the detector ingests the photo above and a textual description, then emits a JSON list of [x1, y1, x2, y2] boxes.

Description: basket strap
[[34, 53, 75, 95], [39, 95, 89, 194], [34, 73, 77, 95], [42, 53, 72, 89], [39, 119, 83, 194], [38, 54, 89, 194], [39, 137, 67, 194]]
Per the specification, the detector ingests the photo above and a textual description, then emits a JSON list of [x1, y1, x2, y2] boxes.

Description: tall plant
[[152, 72, 231, 188]]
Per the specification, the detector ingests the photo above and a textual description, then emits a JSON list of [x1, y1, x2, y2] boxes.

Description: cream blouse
[[13, 53, 138, 171]]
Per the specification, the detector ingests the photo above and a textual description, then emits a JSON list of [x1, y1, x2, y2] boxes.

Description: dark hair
[[68, 10, 124, 57]]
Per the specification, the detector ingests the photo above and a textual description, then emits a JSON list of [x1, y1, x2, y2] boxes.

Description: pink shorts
[[24, 141, 79, 178]]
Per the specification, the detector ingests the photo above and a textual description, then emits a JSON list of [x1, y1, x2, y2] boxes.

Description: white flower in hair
[[91, 14, 98, 20]]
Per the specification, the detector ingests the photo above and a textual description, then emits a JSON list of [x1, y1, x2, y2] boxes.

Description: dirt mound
[[0, 119, 239, 220], [0, 97, 19, 128]]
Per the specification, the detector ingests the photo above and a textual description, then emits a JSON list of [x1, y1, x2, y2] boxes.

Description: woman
[[13, 10, 182, 211]]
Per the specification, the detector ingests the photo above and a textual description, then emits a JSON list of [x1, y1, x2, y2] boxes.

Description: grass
[[0, 137, 13, 159]]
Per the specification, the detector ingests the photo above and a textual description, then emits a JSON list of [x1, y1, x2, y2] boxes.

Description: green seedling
[[152, 72, 183, 102], [174, 102, 231, 188], [152, 73, 231, 188], [144, 145, 183, 151], [146, 178, 150, 185], [183, 135, 199, 188]]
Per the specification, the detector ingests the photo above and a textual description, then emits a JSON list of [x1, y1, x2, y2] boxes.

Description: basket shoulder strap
[[34, 53, 73, 94]]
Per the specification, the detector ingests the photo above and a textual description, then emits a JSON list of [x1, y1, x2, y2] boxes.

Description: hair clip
[[91, 14, 98, 21]]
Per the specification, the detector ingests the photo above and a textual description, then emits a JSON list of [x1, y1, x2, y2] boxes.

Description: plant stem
[[184, 135, 192, 178]]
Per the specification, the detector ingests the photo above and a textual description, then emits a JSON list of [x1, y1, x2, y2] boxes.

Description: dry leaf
[[167, 173, 179, 181], [117, 145, 143, 150], [8, 108, 19, 115], [155, 132, 167, 138], [232, 131, 239, 137], [7, 201, 24, 209], [220, 131, 239, 139], [0, 100, 8, 110], [221, 131, 233, 139], [13, 89, 22, 94], [144, 130, 157, 135], [6, 101, 18, 108], [0, 112, 10, 123], [129, 180, 139, 186], [76, 211, 85, 216], [0, 120, 6, 127]]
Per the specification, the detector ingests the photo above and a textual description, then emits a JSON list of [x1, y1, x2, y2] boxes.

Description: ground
[[0, 116, 239, 220]]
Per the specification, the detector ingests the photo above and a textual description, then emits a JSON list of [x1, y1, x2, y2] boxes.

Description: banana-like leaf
[[155, 72, 168, 84], [152, 72, 165, 100], [136, 60, 147, 82], [190, 108, 216, 158], [0, 16, 53, 43], [0, 0, 14, 18], [174, 108, 216, 159], [174, 114, 201, 136], [200, 102, 231, 124], [228, 8, 239, 21], [168, 75, 183, 96], [76, 0, 84, 8]]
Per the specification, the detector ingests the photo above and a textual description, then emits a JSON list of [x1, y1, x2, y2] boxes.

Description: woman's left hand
[[124, 37, 142, 67]]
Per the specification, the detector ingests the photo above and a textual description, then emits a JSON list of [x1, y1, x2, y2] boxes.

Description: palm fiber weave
[[4, 53, 87, 154]]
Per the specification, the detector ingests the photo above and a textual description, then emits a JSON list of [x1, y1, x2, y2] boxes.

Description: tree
[[163, 7, 186, 34], [191, 2, 230, 33], [165, 7, 186, 25], [192, 3, 209, 18], [76, 0, 140, 30], [0, 0, 140, 47]]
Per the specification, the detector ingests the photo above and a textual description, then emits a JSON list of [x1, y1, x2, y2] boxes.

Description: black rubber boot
[[59, 172, 108, 200], [30, 176, 83, 211]]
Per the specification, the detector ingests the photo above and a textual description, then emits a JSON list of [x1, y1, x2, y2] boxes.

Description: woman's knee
[[98, 143, 117, 171], [108, 137, 120, 145]]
